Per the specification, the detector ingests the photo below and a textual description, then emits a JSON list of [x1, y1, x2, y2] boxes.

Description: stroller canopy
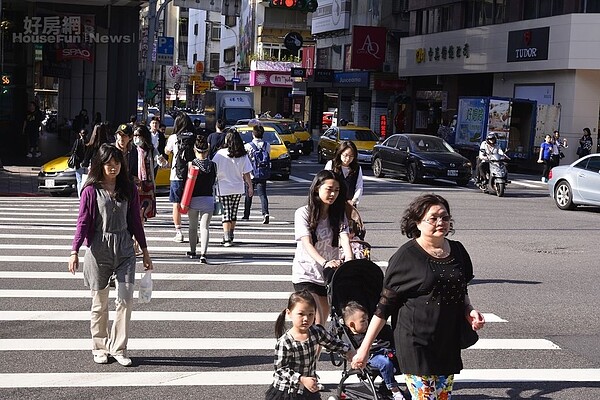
[[328, 259, 384, 318]]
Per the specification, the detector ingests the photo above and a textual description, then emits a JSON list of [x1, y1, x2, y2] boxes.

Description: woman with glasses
[[352, 193, 485, 399], [324, 141, 363, 207]]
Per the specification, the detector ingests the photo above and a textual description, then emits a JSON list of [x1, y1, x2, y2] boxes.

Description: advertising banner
[[311, 0, 351, 35], [487, 99, 511, 150], [250, 71, 293, 87], [455, 98, 487, 147], [351, 26, 386, 70]]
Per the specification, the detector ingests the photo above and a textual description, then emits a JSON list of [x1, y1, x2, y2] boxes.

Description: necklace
[[420, 239, 449, 258]]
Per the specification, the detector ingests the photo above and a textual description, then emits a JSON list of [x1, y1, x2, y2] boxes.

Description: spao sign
[[507, 27, 549, 63]]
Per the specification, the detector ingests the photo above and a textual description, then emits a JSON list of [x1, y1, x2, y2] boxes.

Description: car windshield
[[408, 136, 455, 153], [266, 122, 293, 135], [238, 130, 282, 145], [339, 129, 379, 141]]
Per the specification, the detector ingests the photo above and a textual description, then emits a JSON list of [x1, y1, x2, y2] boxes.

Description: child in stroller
[[327, 259, 406, 400], [342, 302, 406, 400]]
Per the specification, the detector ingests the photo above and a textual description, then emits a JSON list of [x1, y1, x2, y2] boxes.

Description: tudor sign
[[507, 27, 549, 63]]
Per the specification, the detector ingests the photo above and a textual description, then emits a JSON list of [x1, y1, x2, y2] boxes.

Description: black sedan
[[372, 134, 472, 186]]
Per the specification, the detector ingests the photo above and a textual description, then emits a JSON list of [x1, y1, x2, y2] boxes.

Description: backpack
[[248, 142, 271, 180], [175, 131, 197, 180]]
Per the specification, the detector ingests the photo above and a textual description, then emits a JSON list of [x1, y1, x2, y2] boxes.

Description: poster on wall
[[455, 98, 487, 147], [535, 104, 561, 146], [487, 99, 511, 150]]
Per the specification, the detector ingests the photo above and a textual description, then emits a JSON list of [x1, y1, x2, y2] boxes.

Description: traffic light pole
[[142, 0, 158, 123]]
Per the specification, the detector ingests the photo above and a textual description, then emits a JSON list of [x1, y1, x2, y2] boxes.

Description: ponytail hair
[[274, 290, 317, 338]]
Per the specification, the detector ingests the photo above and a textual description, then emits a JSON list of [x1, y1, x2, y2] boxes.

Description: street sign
[[193, 81, 211, 94], [168, 65, 182, 79], [156, 36, 174, 66], [290, 67, 306, 78], [231, 77, 240, 83]]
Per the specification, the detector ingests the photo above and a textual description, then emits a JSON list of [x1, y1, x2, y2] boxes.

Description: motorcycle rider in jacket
[[476, 132, 506, 186]]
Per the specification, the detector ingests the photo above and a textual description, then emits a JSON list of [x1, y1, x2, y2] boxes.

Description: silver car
[[548, 154, 600, 210]]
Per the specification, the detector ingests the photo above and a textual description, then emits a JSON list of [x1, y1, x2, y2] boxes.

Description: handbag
[[460, 318, 479, 349], [212, 164, 223, 216], [576, 147, 583, 156], [213, 199, 223, 216], [67, 151, 79, 169], [559, 151, 565, 159], [138, 180, 156, 219]]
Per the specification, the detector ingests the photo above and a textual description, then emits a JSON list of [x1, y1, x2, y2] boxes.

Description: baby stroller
[[344, 203, 371, 260], [326, 259, 403, 400]]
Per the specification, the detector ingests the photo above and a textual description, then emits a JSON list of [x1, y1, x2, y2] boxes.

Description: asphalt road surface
[[1, 155, 599, 399]]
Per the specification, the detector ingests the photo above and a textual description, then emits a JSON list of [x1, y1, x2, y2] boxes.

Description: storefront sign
[[313, 69, 334, 83], [284, 32, 303, 52], [290, 67, 306, 78], [334, 71, 369, 88], [311, 0, 351, 35], [350, 26, 386, 70], [250, 71, 293, 87], [507, 27, 549, 62], [301, 46, 315, 77], [455, 98, 486, 147], [415, 43, 470, 63], [374, 79, 407, 91]]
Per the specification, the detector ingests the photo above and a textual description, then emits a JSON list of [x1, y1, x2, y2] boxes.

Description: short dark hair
[[252, 124, 264, 139], [342, 301, 367, 322], [216, 119, 226, 131], [400, 193, 454, 238]]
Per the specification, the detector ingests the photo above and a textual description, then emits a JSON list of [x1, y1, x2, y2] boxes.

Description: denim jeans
[[368, 354, 399, 390], [244, 179, 269, 217], [75, 167, 86, 198]]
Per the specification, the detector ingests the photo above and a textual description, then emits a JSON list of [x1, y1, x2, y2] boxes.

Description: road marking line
[[0, 244, 296, 254], [0, 233, 296, 244], [0, 290, 292, 300], [0, 271, 291, 281], [0, 338, 558, 351], [288, 175, 312, 183]]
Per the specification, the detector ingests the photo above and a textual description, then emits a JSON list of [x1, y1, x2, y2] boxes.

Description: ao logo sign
[[357, 34, 381, 59]]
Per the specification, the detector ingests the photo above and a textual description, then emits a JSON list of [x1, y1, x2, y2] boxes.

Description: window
[[223, 47, 235, 63], [179, 17, 188, 38], [209, 53, 219, 72], [225, 15, 236, 27], [584, 156, 600, 172], [178, 42, 187, 61], [466, 0, 507, 27], [193, 23, 198, 36], [523, 0, 565, 19], [192, 53, 197, 63], [211, 24, 221, 40]]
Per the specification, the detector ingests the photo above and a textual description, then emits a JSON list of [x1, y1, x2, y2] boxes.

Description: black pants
[[541, 159, 552, 179], [476, 160, 489, 183]]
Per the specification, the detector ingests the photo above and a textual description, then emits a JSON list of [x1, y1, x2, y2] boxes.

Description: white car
[[548, 154, 600, 210]]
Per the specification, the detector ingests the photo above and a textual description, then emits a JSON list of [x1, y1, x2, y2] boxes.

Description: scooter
[[477, 153, 510, 197]]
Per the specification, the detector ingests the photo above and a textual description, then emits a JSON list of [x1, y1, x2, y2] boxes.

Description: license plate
[[447, 170, 458, 177], [358, 154, 371, 162], [45, 179, 55, 187]]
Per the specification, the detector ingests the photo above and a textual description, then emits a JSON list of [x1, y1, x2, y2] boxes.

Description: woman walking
[[352, 194, 485, 399], [324, 141, 363, 207], [212, 129, 254, 247], [292, 170, 354, 325], [71, 128, 88, 197], [68, 144, 153, 367], [577, 127, 593, 158], [185, 135, 216, 263]]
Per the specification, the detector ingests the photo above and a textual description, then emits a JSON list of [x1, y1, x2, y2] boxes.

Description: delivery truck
[[204, 90, 255, 132], [452, 96, 560, 171]]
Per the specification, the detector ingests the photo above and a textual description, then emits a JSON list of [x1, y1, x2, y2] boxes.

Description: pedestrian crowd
[[64, 110, 490, 400]]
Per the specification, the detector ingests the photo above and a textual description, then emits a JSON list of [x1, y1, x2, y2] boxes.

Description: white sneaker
[[392, 390, 406, 400], [173, 231, 184, 243], [112, 354, 132, 366], [93, 354, 108, 364]]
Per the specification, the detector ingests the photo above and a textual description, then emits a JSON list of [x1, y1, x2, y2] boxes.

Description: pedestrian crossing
[[0, 196, 597, 399]]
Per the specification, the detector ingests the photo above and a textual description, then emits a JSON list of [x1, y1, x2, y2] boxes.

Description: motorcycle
[[477, 152, 510, 197]]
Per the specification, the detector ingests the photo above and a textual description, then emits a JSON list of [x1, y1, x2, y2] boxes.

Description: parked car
[[548, 153, 600, 210], [234, 124, 291, 180], [371, 133, 472, 186], [262, 118, 313, 156], [38, 155, 76, 196], [317, 125, 379, 164]]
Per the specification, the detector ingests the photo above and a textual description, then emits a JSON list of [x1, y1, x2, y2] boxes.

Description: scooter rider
[[476, 132, 505, 185]]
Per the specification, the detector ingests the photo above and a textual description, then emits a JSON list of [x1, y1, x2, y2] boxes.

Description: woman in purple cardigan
[[68, 143, 153, 367]]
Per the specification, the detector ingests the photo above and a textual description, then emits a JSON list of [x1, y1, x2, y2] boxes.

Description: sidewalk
[[0, 130, 70, 197]]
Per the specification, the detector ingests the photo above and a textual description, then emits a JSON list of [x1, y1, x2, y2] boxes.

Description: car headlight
[[278, 153, 290, 160]]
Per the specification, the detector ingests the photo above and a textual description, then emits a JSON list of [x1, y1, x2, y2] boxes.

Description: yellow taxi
[[317, 124, 380, 164], [260, 118, 313, 156], [234, 124, 292, 180]]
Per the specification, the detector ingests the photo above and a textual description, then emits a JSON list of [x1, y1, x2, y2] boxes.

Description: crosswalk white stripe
[[288, 175, 312, 183], [0, 225, 295, 233], [0, 256, 299, 266], [0, 338, 560, 351], [0, 244, 296, 254], [0, 310, 505, 324], [0, 368, 598, 388], [0, 289, 293, 299], [0, 271, 291, 281]]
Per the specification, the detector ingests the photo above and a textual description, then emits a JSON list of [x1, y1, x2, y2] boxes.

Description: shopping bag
[[213, 199, 223, 216], [138, 271, 153, 303]]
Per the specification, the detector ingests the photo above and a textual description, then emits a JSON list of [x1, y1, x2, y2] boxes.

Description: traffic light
[[269, 0, 318, 12]]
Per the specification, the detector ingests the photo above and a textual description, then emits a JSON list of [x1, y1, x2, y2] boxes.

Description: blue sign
[[156, 36, 174, 66], [334, 71, 370, 88], [231, 77, 240, 83]]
